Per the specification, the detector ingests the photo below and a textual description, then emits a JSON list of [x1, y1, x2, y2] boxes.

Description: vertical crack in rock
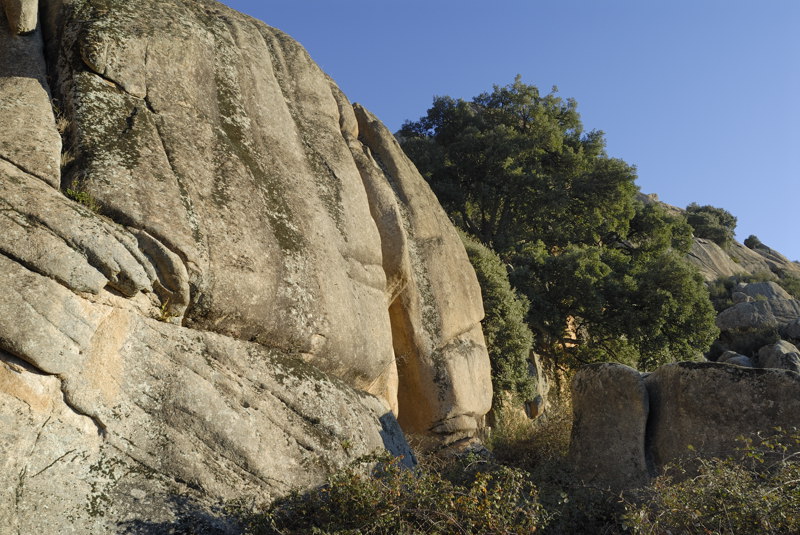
[[143, 94, 204, 246]]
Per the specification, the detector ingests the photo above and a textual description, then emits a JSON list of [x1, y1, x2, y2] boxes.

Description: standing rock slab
[[645, 362, 800, 469], [36, 0, 492, 437], [569, 363, 650, 490]]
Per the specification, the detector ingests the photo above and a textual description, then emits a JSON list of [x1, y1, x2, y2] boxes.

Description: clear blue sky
[[222, 1, 800, 262]]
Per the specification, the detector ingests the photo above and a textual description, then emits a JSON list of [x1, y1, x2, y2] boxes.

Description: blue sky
[[222, 1, 800, 262]]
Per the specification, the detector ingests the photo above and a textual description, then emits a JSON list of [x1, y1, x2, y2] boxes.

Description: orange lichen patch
[[85, 308, 130, 403], [0, 359, 58, 412]]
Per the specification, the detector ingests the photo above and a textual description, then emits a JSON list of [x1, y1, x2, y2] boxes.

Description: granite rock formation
[[0, 0, 492, 531]]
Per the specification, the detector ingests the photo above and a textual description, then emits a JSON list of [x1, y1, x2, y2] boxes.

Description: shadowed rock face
[[0, 0, 491, 531]]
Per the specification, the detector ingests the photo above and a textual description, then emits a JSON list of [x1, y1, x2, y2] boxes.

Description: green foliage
[[236, 453, 548, 534], [65, 177, 102, 213], [487, 401, 625, 535], [398, 75, 637, 252], [509, 203, 718, 370], [461, 232, 536, 402], [400, 78, 718, 370], [685, 202, 737, 248], [779, 275, 800, 300], [624, 429, 800, 535], [744, 234, 764, 249]]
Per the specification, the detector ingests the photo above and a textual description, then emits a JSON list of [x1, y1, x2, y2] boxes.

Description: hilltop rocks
[[687, 238, 778, 282], [570, 362, 800, 490], [1, 0, 491, 530]]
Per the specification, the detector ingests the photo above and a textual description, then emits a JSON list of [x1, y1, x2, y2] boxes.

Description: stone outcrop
[[687, 238, 775, 282], [639, 192, 800, 284], [1, 0, 491, 530], [570, 362, 800, 490], [716, 298, 800, 332]]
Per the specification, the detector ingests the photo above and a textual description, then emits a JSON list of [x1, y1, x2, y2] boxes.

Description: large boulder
[[715, 299, 800, 332], [687, 238, 771, 282], [1, 0, 492, 530], [739, 281, 792, 301], [755, 340, 800, 373], [1, 0, 38, 34]]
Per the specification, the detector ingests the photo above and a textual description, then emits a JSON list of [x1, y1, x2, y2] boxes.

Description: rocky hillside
[[0, 0, 492, 531], [638, 193, 800, 283]]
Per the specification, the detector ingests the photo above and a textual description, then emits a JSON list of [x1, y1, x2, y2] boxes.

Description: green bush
[[744, 234, 764, 249], [461, 232, 536, 403], [685, 202, 737, 248], [779, 275, 800, 300], [624, 429, 800, 535], [236, 453, 548, 534]]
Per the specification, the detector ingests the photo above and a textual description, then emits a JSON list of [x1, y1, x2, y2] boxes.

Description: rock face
[[570, 362, 800, 490], [1, 0, 491, 531]]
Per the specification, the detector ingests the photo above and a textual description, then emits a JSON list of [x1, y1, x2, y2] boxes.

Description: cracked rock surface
[[1, 0, 492, 532]]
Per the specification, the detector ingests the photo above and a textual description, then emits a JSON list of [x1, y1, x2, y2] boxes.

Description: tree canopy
[[685, 203, 737, 247], [398, 76, 637, 253], [399, 78, 718, 371]]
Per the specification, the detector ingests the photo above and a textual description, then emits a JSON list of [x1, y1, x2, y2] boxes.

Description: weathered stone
[[352, 104, 492, 441], [0, 257, 413, 533], [724, 355, 754, 367], [645, 362, 800, 468], [1, 0, 38, 34], [36, 0, 493, 436], [731, 291, 752, 304], [755, 340, 800, 373], [569, 363, 650, 490], [686, 238, 766, 282], [740, 281, 792, 300], [717, 351, 753, 368], [784, 318, 800, 340], [750, 243, 800, 279], [570, 361, 800, 489], [1, 0, 492, 530], [716, 299, 800, 331]]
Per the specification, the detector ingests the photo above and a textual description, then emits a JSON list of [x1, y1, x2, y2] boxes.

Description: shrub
[[65, 176, 102, 213], [778, 275, 800, 300], [624, 428, 800, 535], [461, 232, 537, 404], [685, 202, 737, 248], [235, 453, 549, 534], [744, 234, 764, 249]]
